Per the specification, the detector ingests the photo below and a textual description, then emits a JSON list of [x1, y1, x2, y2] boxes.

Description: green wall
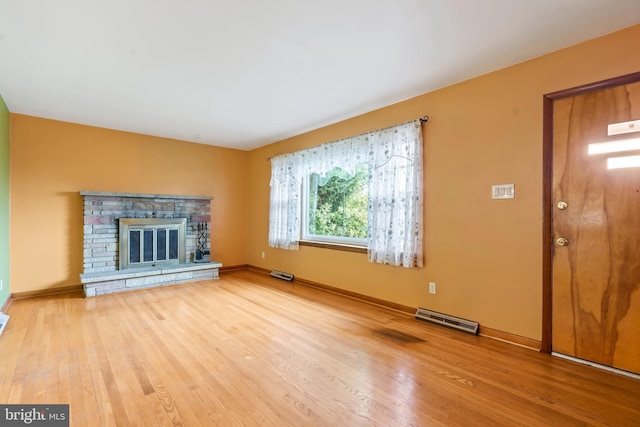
[[0, 94, 9, 308]]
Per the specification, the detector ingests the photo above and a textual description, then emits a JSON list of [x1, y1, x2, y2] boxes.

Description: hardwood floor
[[1, 269, 638, 426]]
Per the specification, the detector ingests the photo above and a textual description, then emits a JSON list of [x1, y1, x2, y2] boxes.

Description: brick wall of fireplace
[[82, 191, 211, 274], [79, 191, 221, 297]]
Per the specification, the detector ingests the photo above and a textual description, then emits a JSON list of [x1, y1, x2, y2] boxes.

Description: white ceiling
[[1, 1, 639, 151]]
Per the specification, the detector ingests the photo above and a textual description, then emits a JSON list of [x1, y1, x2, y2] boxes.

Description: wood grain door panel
[[552, 81, 640, 374]]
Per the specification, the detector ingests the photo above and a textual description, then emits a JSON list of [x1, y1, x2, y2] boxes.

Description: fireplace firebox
[[119, 218, 187, 269]]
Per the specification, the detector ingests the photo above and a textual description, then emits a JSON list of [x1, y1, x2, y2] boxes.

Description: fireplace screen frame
[[119, 218, 187, 269]]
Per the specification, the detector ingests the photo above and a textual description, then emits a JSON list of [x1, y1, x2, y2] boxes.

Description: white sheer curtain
[[268, 153, 302, 250], [366, 121, 423, 268], [268, 120, 424, 267]]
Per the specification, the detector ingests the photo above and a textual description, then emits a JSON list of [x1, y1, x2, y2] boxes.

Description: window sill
[[299, 240, 367, 254]]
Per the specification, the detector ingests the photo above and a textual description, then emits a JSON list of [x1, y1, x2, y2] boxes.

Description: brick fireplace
[[79, 191, 222, 296]]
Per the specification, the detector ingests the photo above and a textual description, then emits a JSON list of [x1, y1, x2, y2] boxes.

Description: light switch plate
[[492, 184, 515, 199]]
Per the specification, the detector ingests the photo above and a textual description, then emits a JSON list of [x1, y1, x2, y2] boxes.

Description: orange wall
[[247, 24, 640, 341], [10, 115, 248, 293]]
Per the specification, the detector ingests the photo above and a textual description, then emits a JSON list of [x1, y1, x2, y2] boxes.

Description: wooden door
[[552, 80, 640, 375]]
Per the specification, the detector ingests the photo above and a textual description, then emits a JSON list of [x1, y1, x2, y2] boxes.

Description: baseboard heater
[[0, 312, 9, 336], [415, 307, 479, 335], [270, 270, 294, 282]]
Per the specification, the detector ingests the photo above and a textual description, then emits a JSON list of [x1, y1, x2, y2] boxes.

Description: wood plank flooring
[[1, 269, 638, 426]]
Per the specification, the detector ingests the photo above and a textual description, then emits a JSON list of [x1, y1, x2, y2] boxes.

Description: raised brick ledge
[[80, 190, 213, 200], [80, 262, 222, 297]]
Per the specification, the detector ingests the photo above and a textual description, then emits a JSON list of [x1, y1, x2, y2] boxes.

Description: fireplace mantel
[[79, 191, 221, 296], [79, 191, 213, 200]]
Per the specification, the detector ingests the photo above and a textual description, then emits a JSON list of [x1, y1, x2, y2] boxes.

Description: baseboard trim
[[11, 285, 83, 300], [0, 296, 12, 312], [247, 265, 414, 314], [220, 264, 250, 272], [479, 325, 541, 351], [246, 265, 272, 276], [295, 276, 415, 316], [246, 265, 540, 351]]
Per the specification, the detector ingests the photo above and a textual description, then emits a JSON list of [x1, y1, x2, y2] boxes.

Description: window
[[269, 119, 424, 268], [302, 165, 369, 246]]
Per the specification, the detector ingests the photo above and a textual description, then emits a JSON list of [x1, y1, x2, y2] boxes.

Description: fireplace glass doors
[[119, 218, 186, 269]]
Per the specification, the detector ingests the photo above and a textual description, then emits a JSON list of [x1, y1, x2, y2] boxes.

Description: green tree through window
[[305, 165, 368, 243]]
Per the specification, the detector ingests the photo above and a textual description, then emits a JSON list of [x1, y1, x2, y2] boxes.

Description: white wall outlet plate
[[428, 282, 436, 294]]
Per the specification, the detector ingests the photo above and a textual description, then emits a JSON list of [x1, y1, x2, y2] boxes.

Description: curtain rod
[[266, 115, 429, 161]]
